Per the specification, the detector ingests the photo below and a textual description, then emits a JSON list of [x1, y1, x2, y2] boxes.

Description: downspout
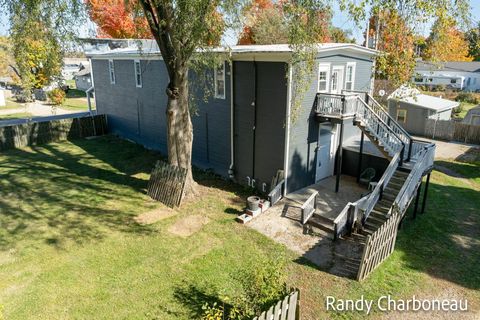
[[88, 58, 98, 110], [86, 86, 94, 115], [228, 53, 235, 180], [283, 63, 293, 196]]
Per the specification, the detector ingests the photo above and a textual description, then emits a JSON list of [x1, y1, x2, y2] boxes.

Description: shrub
[[201, 253, 289, 320], [453, 104, 464, 115], [455, 92, 479, 104], [47, 88, 66, 106], [14, 89, 33, 102]]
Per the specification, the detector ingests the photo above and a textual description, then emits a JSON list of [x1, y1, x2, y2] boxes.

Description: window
[[396, 109, 407, 123], [414, 77, 423, 83], [427, 78, 433, 83], [450, 79, 457, 84], [345, 62, 356, 90], [134, 60, 142, 88], [108, 59, 115, 84], [317, 64, 330, 92], [467, 77, 471, 86], [214, 62, 225, 99]]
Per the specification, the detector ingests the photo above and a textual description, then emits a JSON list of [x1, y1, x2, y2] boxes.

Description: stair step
[[367, 214, 387, 225], [306, 216, 335, 239], [385, 186, 401, 194], [370, 209, 389, 218], [394, 170, 410, 177], [382, 193, 396, 201], [309, 214, 334, 229], [364, 221, 379, 231]]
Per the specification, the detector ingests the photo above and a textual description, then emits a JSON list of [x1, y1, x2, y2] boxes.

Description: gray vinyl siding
[[75, 75, 92, 91], [92, 58, 231, 176], [286, 52, 374, 192], [387, 100, 453, 136]]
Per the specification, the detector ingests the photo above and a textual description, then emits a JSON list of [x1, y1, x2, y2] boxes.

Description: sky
[[1, 2, 480, 44]]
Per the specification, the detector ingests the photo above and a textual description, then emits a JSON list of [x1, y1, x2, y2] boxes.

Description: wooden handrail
[[301, 191, 318, 224]]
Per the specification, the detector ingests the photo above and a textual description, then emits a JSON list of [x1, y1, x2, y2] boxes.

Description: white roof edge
[[86, 42, 379, 59]]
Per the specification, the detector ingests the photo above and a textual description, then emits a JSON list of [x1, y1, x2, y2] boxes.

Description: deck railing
[[394, 143, 435, 214], [301, 191, 318, 225], [333, 194, 369, 240], [268, 179, 285, 206], [316, 93, 358, 117], [355, 97, 406, 157]]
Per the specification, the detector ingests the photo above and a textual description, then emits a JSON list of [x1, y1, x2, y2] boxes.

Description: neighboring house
[[387, 86, 459, 136], [412, 60, 480, 91], [87, 41, 378, 194], [74, 65, 92, 91], [463, 105, 480, 125], [62, 58, 90, 80]]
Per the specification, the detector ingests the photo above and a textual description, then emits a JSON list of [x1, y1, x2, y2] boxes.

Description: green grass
[[61, 97, 95, 111], [0, 136, 479, 319], [2, 98, 26, 110], [66, 88, 87, 98], [0, 112, 32, 120], [65, 79, 76, 89], [454, 102, 477, 119], [0, 137, 290, 319]]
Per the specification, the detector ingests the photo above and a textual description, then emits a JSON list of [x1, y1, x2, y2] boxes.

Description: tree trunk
[[165, 67, 197, 199]]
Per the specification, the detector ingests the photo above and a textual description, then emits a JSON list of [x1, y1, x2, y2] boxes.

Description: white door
[[315, 123, 335, 182], [331, 66, 344, 94]]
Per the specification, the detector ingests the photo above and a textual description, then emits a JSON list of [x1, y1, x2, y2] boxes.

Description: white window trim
[[214, 62, 226, 99], [345, 62, 356, 91], [134, 60, 142, 88], [108, 59, 115, 84], [317, 63, 331, 93]]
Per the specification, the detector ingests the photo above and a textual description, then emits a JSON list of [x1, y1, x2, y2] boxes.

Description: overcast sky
[[1, 2, 479, 45]]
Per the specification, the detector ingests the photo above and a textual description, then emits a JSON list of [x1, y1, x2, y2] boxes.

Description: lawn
[[0, 136, 479, 319], [61, 88, 95, 111], [0, 112, 32, 120], [3, 97, 26, 110], [62, 97, 95, 111], [455, 102, 477, 119]]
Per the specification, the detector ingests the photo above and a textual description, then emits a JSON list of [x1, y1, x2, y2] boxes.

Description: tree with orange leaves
[[423, 15, 473, 62], [85, 0, 151, 38], [238, 0, 330, 45]]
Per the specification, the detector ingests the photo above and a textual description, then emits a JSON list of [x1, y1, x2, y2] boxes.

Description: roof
[[416, 60, 480, 73], [388, 85, 459, 112], [85, 39, 378, 60], [75, 65, 91, 77]]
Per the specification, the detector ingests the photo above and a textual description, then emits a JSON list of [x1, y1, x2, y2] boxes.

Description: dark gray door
[[233, 61, 255, 186], [254, 62, 287, 191]]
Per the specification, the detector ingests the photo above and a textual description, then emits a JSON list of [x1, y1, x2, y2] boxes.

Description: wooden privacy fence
[[425, 119, 480, 144], [0, 115, 107, 151], [357, 211, 401, 281], [253, 291, 299, 320], [147, 160, 187, 208]]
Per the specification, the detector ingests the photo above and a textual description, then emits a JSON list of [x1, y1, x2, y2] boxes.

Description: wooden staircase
[[305, 214, 335, 240], [354, 120, 394, 160], [359, 169, 409, 236]]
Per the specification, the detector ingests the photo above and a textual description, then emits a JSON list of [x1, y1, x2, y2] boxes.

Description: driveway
[[415, 136, 480, 160], [0, 101, 79, 117]]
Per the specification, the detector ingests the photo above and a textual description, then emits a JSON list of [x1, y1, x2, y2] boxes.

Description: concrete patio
[[248, 175, 368, 277]]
